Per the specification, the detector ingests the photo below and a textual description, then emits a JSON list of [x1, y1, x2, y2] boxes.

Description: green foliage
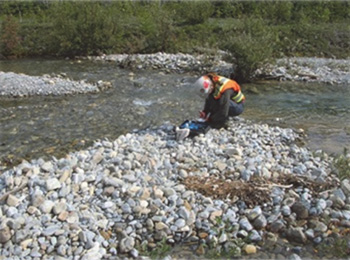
[[0, 15, 22, 58], [221, 18, 275, 82], [274, 21, 350, 58], [269, 2, 294, 23], [150, 238, 172, 259], [316, 235, 350, 258], [178, 21, 219, 52], [333, 148, 350, 180], [0, 0, 349, 80], [49, 2, 123, 57], [20, 23, 52, 57], [292, 2, 332, 23], [212, 1, 244, 18], [137, 237, 172, 259], [241, 1, 293, 23], [202, 216, 245, 258], [131, 3, 178, 53], [165, 1, 214, 25], [205, 238, 243, 259]]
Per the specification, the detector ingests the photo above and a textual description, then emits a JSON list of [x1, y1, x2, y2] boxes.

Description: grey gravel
[[0, 71, 112, 97], [1, 53, 350, 259], [0, 118, 349, 259], [1, 53, 349, 98], [256, 57, 350, 85]]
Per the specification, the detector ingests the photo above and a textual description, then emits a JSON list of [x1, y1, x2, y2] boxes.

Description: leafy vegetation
[[221, 18, 275, 82], [0, 1, 349, 81], [202, 216, 246, 258], [137, 237, 172, 259], [316, 234, 350, 258], [333, 148, 350, 180]]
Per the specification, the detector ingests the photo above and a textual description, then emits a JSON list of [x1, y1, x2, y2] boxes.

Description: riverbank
[[0, 118, 349, 259], [88, 53, 350, 85], [1, 53, 349, 97], [0, 54, 349, 259], [0, 71, 112, 98], [255, 57, 350, 85]]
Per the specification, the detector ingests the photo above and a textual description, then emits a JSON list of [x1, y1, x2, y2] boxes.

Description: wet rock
[[0, 226, 12, 243], [286, 227, 307, 244], [0, 118, 348, 259], [291, 202, 309, 219], [253, 215, 267, 230]]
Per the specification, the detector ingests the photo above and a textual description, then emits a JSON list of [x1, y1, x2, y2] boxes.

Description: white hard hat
[[194, 75, 213, 95]]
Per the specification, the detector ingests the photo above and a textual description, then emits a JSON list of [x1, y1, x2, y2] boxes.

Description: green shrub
[[135, 4, 178, 53], [49, 2, 123, 57], [20, 23, 52, 57], [221, 18, 275, 82], [274, 21, 350, 58], [1, 0, 349, 72], [137, 237, 172, 259], [316, 235, 350, 258], [164, 1, 214, 26], [333, 148, 350, 180]]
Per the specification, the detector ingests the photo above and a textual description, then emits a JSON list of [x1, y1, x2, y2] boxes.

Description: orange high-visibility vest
[[212, 76, 245, 103]]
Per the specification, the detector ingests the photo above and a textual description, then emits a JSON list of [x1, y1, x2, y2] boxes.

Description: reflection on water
[[0, 59, 349, 167]]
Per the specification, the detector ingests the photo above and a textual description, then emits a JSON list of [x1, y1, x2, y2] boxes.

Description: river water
[[0, 59, 349, 168]]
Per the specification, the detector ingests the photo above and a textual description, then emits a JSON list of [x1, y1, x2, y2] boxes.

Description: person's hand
[[199, 111, 206, 119]]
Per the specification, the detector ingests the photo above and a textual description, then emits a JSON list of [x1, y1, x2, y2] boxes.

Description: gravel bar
[[0, 119, 349, 259]]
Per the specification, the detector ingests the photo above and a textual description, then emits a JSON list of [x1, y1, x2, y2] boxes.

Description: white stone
[[46, 178, 61, 190]]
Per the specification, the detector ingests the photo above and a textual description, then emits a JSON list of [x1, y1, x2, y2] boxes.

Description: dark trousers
[[229, 101, 244, 117]]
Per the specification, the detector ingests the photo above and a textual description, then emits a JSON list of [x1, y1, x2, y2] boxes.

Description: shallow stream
[[0, 59, 349, 168]]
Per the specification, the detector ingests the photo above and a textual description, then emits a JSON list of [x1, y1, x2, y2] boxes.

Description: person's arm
[[199, 97, 210, 119], [203, 97, 210, 114]]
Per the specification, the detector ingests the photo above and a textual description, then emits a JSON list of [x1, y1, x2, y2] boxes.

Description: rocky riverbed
[[0, 71, 112, 98], [1, 53, 349, 97], [255, 57, 350, 85], [1, 53, 350, 259], [0, 118, 350, 260], [88, 53, 350, 85]]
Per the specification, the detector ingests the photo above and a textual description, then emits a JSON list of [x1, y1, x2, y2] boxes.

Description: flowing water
[[0, 59, 349, 168]]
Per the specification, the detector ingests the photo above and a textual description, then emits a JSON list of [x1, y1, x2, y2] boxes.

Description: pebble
[[0, 118, 347, 259], [1, 54, 348, 99], [0, 71, 111, 97], [256, 57, 350, 85], [0, 53, 349, 259]]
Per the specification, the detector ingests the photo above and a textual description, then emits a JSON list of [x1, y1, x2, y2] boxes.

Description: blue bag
[[179, 120, 210, 137]]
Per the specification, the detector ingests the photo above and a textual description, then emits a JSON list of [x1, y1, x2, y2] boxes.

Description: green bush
[[20, 23, 52, 57], [274, 21, 350, 58], [131, 4, 178, 53], [316, 235, 350, 258], [48, 2, 123, 57], [221, 18, 275, 82], [333, 148, 350, 180], [164, 1, 214, 25], [1, 0, 349, 80]]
